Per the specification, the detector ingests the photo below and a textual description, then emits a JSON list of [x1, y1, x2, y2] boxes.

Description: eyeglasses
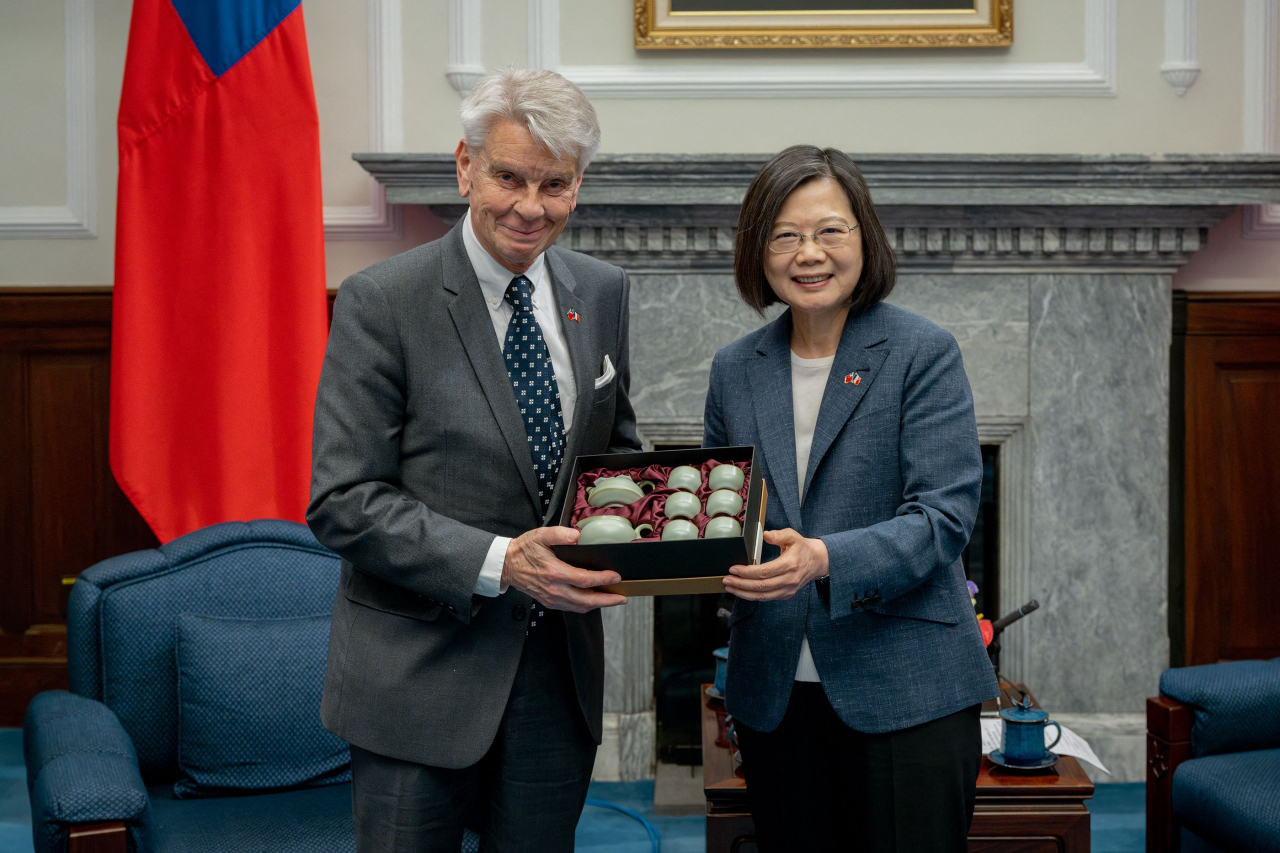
[[767, 223, 860, 254]]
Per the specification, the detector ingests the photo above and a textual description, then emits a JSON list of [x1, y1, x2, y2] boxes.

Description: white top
[[463, 211, 578, 597], [791, 350, 835, 683]]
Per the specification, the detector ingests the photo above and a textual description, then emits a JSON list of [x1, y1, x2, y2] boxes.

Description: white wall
[[1, 0, 1277, 290]]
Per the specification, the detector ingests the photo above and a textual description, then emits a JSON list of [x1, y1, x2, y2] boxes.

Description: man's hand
[[501, 527, 628, 613], [721, 528, 829, 601]]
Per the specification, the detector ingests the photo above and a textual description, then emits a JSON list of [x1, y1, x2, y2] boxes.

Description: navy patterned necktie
[[503, 275, 566, 631]]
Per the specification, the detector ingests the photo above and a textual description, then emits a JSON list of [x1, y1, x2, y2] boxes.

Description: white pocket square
[[594, 354, 616, 390]]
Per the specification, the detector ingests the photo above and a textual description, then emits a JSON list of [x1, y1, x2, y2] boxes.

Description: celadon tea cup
[[704, 517, 742, 539], [666, 465, 703, 493], [663, 491, 702, 520], [661, 519, 700, 541], [706, 489, 744, 519], [708, 464, 745, 492], [586, 475, 655, 508], [577, 515, 654, 545]]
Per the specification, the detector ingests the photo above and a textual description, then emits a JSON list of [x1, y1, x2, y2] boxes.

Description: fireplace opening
[[650, 442, 1000, 765], [964, 444, 1001, 620]]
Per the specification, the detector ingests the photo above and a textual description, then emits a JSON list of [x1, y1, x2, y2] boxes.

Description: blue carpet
[[2, 728, 1144, 852], [1090, 780, 1147, 853], [580, 781, 704, 853], [0, 729, 32, 853]]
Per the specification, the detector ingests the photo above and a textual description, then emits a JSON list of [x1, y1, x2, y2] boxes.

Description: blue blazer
[[703, 302, 998, 734]]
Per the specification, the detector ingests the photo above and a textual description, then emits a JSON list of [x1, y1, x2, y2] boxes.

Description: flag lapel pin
[[566, 309, 580, 322], [844, 372, 861, 386]]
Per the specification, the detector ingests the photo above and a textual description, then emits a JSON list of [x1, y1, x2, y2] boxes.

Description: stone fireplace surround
[[358, 154, 1280, 782]]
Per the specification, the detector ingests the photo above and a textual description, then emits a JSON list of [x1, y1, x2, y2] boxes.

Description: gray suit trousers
[[349, 613, 595, 853]]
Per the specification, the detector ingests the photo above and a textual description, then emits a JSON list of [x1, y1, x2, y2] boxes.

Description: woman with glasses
[[704, 146, 997, 852]]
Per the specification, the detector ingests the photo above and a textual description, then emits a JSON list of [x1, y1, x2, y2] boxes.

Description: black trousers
[[349, 612, 596, 853], [734, 682, 982, 853]]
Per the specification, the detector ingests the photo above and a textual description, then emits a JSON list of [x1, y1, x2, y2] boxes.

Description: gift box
[[551, 445, 767, 596]]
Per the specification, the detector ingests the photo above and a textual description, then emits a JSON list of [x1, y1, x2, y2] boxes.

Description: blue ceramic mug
[[1000, 699, 1062, 766]]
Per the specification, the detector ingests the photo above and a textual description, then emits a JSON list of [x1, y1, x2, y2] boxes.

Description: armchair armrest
[[1158, 658, 1280, 757], [24, 692, 152, 853], [1146, 695, 1194, 853]]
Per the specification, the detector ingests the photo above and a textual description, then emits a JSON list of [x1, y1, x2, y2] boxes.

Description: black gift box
[[552, 445, 768, 596]]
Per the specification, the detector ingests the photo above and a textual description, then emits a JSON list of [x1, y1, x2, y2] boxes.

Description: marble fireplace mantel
[[357, 153, 1280, 782], [359, 153, 1280, 207], [359, 154, 1280, 273]]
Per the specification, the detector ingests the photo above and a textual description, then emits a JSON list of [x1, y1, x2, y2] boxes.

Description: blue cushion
[[1160, 658, 1280, 757], [174, 613, 350, 798], [1172, 748, 1280, 853], [67, 520, 341, 783], [150, 781, 354, 853]]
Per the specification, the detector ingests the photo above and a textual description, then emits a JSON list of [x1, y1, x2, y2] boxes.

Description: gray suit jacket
[[308, 222, 641, 769], [703, 302, 998, 735]]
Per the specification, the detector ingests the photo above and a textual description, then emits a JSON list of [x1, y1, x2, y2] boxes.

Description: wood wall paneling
[[0, 290, 158, 725], [1179, 292, 1280, 666], [0, 289, 337, 725]]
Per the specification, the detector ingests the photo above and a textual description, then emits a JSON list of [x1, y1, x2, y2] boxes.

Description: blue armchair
[[22, 520, 480, 853], [1146, 658, 1280, 853]]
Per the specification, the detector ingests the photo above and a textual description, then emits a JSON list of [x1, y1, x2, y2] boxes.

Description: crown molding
[[1242, 0, 1279, 238], [1161, 0, 1200, 95], [324, 0, 403, 240], [445, 0, 1116, 99], [0, 0, 96, 239]]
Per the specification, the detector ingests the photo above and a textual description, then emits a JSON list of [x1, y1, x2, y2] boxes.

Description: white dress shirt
[[463, 211, 578, 597], [791, 350, 835, 682]]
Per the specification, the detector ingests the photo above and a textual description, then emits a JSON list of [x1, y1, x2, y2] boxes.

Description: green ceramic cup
[[704, 517, 742, 539], [706, 489, 744, 518], [663, 491, 702, 520], [666, 465, 703, 493], [708, 464, 745, 492], [661, 519, 700, 541]]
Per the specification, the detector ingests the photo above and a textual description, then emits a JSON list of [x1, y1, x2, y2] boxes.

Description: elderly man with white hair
[[307, 68, 641, 852]]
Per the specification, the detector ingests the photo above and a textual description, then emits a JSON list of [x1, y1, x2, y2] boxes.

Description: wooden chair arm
[[1148, 694, 1194, 742], [68, 821, 127, 853], [1147, 695, 1195, 853]]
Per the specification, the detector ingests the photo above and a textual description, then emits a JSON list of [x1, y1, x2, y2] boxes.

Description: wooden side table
[[701, 683, 1095, 853]]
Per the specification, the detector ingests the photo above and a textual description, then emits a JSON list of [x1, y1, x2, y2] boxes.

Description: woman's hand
[[722, 529, 829, 601]]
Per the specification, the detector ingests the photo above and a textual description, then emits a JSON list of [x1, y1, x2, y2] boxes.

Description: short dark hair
[[734, 146, 896, 316]]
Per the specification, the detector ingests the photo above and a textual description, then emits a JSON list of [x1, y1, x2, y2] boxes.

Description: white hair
[[460, 68, 601, 173]]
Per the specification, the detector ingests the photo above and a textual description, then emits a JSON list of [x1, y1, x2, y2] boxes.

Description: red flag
[[111, 0, 328, 543]]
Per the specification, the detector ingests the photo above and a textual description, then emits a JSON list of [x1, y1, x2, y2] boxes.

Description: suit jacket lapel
[[800, 306, 890, 504], [544, 249, 596, 524], [441, 226, 542, 512], [750, 313, 801, 530]]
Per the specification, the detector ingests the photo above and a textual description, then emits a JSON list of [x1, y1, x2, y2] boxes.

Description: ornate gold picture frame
[[634, 0, 1012, 49]]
